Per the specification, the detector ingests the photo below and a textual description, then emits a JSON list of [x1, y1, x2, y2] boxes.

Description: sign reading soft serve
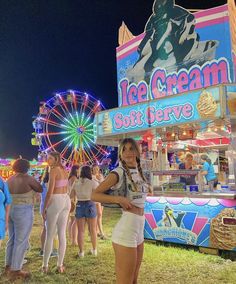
[[97, 87, 221, 136]]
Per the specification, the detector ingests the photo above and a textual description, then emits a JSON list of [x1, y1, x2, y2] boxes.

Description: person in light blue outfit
[[0, 177, 12, 248], [200, 154, 217, 191], [5, 158, 42, 280]]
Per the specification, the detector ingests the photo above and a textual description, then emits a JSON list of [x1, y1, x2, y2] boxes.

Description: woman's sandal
[[57, 265, 65, 273], [41, 267, 48, 274]]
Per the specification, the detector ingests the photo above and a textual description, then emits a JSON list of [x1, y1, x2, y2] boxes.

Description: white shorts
[[112, 211, 145, 248]]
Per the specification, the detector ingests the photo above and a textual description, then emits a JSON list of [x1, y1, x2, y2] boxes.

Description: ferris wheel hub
[[77, 126, 85, 134]]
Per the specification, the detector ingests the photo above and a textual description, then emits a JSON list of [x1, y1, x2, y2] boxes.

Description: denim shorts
[[75, 201, 97, 219]]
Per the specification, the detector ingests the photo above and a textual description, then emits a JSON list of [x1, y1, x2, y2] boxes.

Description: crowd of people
[[0, 137, 218, 283]]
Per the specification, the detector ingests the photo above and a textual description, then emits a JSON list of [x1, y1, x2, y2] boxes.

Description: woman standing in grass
[[6, 158, 42, 280], [42, 151, 71, 273], [92, 138, 152, 284], [71, 165, 98, 257]]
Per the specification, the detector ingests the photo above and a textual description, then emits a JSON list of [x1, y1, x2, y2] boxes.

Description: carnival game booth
[[95, 0, 236, 252]]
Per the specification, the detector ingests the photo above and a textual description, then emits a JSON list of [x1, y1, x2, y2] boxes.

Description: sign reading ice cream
[[117, 0, 236, 106], [97, 86, 221, 136]]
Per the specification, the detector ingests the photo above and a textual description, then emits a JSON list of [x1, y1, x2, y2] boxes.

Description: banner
[[144, 196, 236, 251], [117, 1, 236, 106], [96, 86, 221, 137]]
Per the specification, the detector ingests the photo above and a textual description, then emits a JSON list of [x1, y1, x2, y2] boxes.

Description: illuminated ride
[[31, 90, 108, 166]]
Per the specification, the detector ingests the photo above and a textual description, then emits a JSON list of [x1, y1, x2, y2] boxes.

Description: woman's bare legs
[[96, 203, 105, 237], [77, 218, 86, 254], [133, 242, 144, 284], [71, 218, 78, 245], [88, 218, 97, 250], [113, 242, 139, 284]]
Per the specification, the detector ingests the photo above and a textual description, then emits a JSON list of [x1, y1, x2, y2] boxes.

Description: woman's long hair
[[48, 151, 64, 168], [69, 165, 79, 180], [41, 166, 49, 183], [80, 165, 92, 181], [118, 138, 146, 192], [201, 154, 212, 165]]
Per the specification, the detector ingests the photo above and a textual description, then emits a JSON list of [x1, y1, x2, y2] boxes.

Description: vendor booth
[[95, 0, 236, 252]]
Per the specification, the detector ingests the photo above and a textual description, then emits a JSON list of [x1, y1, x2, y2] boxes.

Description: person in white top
[[92, 165, 106, 239], [71, 165, 98, 257], [92, 138, 152, 284]]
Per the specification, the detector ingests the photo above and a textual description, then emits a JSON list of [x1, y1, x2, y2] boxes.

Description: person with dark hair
[[68, 164, 80, 245], [200, 154, 218, 191], [91, 138, 152, 284], [0, 177, 11, 249], [39, 167, 58, 257], [5, 158, 43, 280], [179, 153, 196, 185], [92, 165, 106, 239], [42, 151, 71, 273], [71, 165, 98, 257]]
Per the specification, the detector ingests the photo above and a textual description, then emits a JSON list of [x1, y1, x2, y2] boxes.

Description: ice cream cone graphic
[[197, 90, 218, 119], [102, 113, 112, 134]]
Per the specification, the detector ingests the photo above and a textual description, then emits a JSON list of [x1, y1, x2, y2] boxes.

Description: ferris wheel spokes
[[32, 90, 108, 166]]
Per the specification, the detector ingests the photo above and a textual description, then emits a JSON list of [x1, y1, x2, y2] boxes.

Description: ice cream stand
[[95, 0, 236, 252]]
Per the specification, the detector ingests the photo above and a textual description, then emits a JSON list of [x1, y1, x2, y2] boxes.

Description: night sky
[[0, 0, 227, 159]]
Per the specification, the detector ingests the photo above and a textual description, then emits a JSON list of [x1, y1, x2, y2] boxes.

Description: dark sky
[[0, 0, 227, 159]]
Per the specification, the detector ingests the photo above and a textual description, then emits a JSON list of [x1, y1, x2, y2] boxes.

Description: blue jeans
[[5, 204, 33, 270]]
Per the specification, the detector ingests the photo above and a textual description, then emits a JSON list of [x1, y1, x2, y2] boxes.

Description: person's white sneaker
[[89, 249, 97, 256], [78, 252, 84, 258], [23, 259, 28, 265]]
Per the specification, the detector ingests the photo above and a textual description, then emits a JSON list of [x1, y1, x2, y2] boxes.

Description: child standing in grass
[[92, 138, 152, 284]]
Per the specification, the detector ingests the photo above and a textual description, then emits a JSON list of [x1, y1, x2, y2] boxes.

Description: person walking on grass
[[92, 138, 152, 284], [71, 165, 98, 257], [92, 164, 107, 240], [5, 158, 42, 280], [42, 151, 71, 273], [68, 164, 80, 246], [0, 177, 11, 249]]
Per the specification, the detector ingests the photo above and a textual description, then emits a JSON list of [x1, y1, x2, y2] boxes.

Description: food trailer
[[95, 0, 236, 252]]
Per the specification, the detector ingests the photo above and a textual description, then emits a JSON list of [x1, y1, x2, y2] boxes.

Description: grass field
[[0, 207, 236, 284]]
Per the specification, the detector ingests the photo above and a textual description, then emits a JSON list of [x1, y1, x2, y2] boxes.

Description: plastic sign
[[96, 86, 221, 137], [116, 1, 236, 106], [144, 196, 236, 251], [0, 169, 14, 180]]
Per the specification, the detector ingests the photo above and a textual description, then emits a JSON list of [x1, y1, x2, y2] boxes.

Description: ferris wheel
[[32, 90, 108, 166]]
